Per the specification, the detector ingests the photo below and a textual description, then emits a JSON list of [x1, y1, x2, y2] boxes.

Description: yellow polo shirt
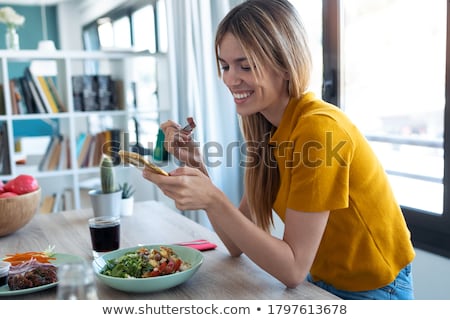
[[270, 92, 415, 291]]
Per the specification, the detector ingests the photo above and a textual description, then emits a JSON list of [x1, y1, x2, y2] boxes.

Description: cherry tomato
[[163, 258, 181, 274], [4, 174, 39, 195]]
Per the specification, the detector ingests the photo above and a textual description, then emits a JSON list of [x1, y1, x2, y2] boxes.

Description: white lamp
[[38, 1, 56, 51], [30, 1, 57, 76]]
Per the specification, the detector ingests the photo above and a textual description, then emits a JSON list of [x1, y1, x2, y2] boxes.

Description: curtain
[[164, 0, 244, 227]]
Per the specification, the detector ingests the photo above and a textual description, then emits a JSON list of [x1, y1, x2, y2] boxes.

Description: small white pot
[[89, 189, 122, 218], [120, 197, 134, 216]]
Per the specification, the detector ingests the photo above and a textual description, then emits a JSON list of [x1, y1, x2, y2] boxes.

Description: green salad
[[101, 246, 189, 278]]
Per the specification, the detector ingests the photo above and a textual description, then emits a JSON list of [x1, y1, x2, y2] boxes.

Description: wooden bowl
[[0, 188, 41, 237]]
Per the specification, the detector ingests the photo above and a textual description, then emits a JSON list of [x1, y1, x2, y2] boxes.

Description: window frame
[[81, 0, 161, 52], [322, 0, 450, 258]]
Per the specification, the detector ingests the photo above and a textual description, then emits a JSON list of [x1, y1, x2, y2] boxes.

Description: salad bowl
[[92, 244, 203, 293]]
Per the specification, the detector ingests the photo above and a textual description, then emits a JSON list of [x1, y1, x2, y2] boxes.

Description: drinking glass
[[88, 216, 120, 258]]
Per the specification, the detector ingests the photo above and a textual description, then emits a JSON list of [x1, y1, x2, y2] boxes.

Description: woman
[[143, 0, 415, 300]]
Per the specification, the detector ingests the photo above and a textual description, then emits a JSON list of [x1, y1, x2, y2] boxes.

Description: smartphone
[[118, 150, 169, 176]]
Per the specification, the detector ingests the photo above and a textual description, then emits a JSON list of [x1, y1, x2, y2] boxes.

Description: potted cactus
[[119, 182, 135, 216], [88, 155, 122, 217]]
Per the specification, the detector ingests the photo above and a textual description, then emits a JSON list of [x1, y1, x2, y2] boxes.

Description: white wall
[[57, 1, 83, 50]]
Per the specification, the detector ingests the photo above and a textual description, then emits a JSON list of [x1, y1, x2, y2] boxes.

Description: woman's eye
[[241, 65, 252, 71], [220, 65, 230, 71]]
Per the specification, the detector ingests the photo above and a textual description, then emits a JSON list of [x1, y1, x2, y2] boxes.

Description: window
[[132, 5, 156, 52], [81, 0, 169, 151], [85, 0, 166, 53], [322, 0, 450, 257], [289, 0, 323, 97], [97, 18, 114, 48], [113, 16, 131, 48]]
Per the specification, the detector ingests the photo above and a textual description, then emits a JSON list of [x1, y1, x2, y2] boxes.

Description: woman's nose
[[222, 70, 242, 87]]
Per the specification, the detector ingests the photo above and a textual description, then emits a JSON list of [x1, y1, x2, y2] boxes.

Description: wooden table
[[0, 201, 339, 300]]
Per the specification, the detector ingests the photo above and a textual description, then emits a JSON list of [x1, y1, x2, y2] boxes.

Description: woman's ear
[[283, 71, 290, 80]]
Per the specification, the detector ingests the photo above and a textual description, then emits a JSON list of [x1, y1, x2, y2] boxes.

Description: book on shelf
[[86, 135, 98, 168], [30, 68, 61, 113], [108, 128, 123, 165], [10, 78, 29, 114], [0, 84, 5, 115], [38, 136, 56, 171], [75, 128, 124, 168], [92, 131, 105, 167], [46, 77, 67, 112], [24, 71, 47, 114], [72, 75, 84, 111], [9, 79, 19, 115], [72, 74, 120, 111], [23, 68, 66, 114], [38, 135, 69, 172], [82, 75, 99, 111], [41, 191, 71, 213], [19, 77, 38, 114], [40, 194, 56, 214], [79, 134, 97, 168], [37, 76, 59, 113], [77, 133, 93, 168], [58, 137, 71, 170], [46, 136, 63, 171], [113, 79, 125, 110], [97, 75, 114, 111], [0, 122, 11, 175]]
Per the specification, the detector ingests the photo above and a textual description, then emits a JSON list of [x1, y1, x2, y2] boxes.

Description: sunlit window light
[[98, 19, 113, 48], [132, 5, 156, 52], [157, 0, 168, 53], [113, 16, 131, 48]]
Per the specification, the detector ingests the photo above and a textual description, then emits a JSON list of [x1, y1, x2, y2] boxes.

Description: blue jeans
[[307, 264, 414, 300]]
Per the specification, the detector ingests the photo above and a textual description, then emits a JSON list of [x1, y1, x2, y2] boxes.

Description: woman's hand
[[160, 120, 201, 167], [142, 166, 217, 211]]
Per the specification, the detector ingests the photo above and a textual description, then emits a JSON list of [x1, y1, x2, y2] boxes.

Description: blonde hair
[[215, 0, 312, 231]]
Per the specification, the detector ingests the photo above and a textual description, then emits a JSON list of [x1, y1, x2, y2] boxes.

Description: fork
[[181, 117, 196, 133]]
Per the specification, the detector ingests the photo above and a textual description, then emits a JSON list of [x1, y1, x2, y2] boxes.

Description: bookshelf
[[0, 49, 163, 211]]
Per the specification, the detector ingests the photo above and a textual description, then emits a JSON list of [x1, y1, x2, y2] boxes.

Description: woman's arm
[[208, 193, 254, 257], [206, 189, 329, 288], [143, 166, 329, 288]]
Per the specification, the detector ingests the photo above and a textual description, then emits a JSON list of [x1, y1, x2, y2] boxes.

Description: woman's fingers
[[142, 166, 212, 211]]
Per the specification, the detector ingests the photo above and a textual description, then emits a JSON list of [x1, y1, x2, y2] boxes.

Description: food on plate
[[182, 117, 196, 133], [101, 246, 191, 278], [118, 150, 169, 176], [2, 174, 39, 195], [2, 246, 58, 290], [7, 260, 57, 290], [3, 250, 56, 266]]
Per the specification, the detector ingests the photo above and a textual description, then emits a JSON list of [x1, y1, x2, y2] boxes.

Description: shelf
[[0, 50, 161, 211], [0, 49, 160, 60]]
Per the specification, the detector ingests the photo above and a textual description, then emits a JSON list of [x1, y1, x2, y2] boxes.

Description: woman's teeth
[[233, 92, 251, 99]]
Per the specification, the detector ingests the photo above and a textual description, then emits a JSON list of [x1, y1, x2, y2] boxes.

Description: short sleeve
[[286, 115, 355, 212]]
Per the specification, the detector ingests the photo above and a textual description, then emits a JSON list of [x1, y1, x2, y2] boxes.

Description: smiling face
[[217, 33, 290, 125]]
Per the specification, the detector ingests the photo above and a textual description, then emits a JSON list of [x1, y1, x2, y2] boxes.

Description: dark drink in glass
[[88, 216, 120, 258]]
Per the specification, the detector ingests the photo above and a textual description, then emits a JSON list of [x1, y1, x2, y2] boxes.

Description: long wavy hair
[[215, 0, 312, 231]]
